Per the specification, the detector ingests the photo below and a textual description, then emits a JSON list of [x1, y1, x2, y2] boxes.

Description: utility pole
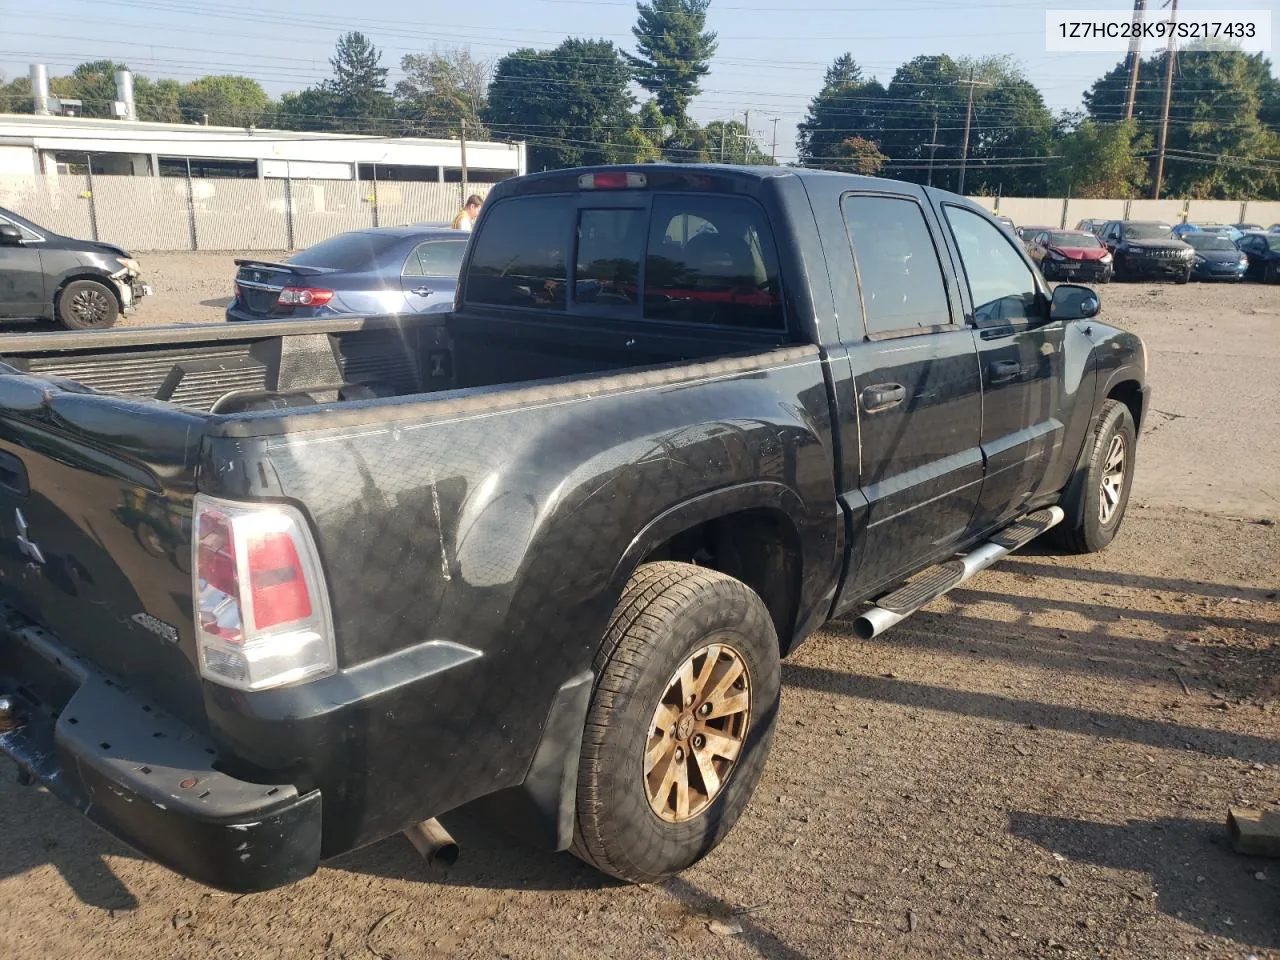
[[743, 110, 751, 163], [957, 70, 989, 195], [1123, 0, 1148, 120], [770, 116, 780, 163], [924, 116, 944, 187], [720, 115, 728, 162], [460, 118, 469, 204], [1152, 0, 1177, 199]]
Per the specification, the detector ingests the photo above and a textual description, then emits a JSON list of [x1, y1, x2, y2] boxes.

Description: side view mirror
[[0, 224, 23, 246], [1050, 283, 1100, 322]]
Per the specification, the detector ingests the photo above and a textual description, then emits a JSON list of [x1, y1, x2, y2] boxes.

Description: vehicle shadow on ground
[[1009, 811, 1280, 948], [998, 553, 1279, 604], [199, 297, 232, 309], [0, 770, 139, 911]]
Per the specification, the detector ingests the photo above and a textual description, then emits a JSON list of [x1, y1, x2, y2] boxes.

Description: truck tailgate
[[0, 370, 208, 728]]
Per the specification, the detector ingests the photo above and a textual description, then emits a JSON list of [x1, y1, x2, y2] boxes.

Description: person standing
[[451, 194, 484, 232]]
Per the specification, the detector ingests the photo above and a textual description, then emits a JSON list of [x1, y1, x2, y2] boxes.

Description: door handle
[[989, 360, 1021, 383], [412, 286, 435, 297], [861, 383, 906, 412]]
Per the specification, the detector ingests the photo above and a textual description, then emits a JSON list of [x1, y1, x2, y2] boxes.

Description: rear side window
[[289, 231, 401, 271], [464, 193, 784, 330], [403, 239, 467, 277], [645, 195, 784, 330], [465, 196, 571, 311], [842, 195, 951, 335]]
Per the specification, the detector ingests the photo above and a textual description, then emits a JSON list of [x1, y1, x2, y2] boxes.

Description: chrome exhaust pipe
[[404, 818, 459, 867], [853, 506, 1064, 641]]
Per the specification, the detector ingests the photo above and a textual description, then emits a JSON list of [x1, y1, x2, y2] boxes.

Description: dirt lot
[[1, 266, 1278, 959]]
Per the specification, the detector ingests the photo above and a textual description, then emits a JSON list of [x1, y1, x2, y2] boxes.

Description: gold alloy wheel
[[644, 641, 751, 823]]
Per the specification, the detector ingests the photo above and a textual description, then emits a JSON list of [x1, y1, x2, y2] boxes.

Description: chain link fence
[[0, 174, 493, 252]]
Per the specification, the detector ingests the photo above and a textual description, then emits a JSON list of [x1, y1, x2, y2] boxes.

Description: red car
[[1026, 229, 1114, 283]]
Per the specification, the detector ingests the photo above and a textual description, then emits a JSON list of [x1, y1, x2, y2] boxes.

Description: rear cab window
[[463, 191, 785, 332]]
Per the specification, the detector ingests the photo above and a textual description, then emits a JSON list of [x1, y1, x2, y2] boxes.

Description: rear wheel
[[57, 279, 119, 330], [1052, 399, 1137, 554], [571, 561, 781, 883]]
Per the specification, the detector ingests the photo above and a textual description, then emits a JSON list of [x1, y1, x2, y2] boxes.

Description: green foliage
[[797, 54, 887, 169], [322, 31, 394, 129], [1083, 49, 1280, 198], [178, 76, 270, 127], [485, 39, 638, 170], [396, 49, 490, 138], [1050, 119, 1150, 197], [703, 121, 774, 165], [828, 137, 888, 176], [628, 0, 718, 123]]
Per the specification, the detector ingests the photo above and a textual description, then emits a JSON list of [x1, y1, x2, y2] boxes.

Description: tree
[[704, 120, 774, 165], [797, 54, 886, 168], [323, 31, 394, 129], [0, 74, 33, 114], [485, 39, 638, 171], [828, 136, 888, 176], [629, 0, 718, 123], [179, 75, 270, 126], [276, 87, 340, 131], [1083, 48, 1280, 198], [396, 48, 490, 138], [1050, 119, 1150, 197]]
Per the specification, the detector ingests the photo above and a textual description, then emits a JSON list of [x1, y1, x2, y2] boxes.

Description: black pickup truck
[[0, 165, 1148, 893]]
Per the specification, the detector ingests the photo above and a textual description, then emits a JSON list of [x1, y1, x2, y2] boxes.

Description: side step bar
[[852, 506, 1064, 641]]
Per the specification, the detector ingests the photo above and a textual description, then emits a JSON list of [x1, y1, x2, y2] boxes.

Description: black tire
[[571, 561, 781, 883], [1175, 266, 1191, 284], [56, 279, 119, 330], [1051, 399, 1137, 554]]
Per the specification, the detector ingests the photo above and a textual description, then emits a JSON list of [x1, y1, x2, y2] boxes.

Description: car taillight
[[578, 171, 647, 190], [193, 494, 335, 691], [277, 286, 334, 306]]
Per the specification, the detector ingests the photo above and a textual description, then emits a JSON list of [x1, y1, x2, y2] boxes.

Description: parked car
[[1098, 220, 1194, 282], [1267, 224, 1280, 234], [0, 204, 150, 329], [1026, 229, 1113, 282], [1236, 230, 1280, 282], [1182, 232, 1249, 281], [0, 164, 1148, 894], [1173, 223, 1241, 241], [1075, 218, 1107, 236], [227, 226, 467, 322], [1015, 224, 1055, 247], [1232, 223, 1264, 233]]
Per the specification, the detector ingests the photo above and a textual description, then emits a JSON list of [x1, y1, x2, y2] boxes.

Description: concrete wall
[[998, 197, 1066, 229], [965, 195, 997, 211], [1063, 199, 1127, 226], [1127, 199, 1186, 224], [1242, 201, 1280, 227], [1187, 200, 1243, 225]]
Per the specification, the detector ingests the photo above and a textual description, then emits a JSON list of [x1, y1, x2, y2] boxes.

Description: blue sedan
[[1182, 232, 1249, 281], [227, 226, 465, 322]]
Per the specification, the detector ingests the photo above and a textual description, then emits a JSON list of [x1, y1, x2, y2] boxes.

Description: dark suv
[[0, 205, 150, 329], [1098, 220, 1194, 283]]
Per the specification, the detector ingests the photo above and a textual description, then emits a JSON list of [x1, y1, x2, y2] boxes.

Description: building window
[[158, 157, 258, 178], [357, 163, 440, 182]]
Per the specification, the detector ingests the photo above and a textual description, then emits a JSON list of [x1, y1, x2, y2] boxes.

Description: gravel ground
[[1, 264, 1277, 959]]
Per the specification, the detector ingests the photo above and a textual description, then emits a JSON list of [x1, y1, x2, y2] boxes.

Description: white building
[[0, 113, 525, 184]]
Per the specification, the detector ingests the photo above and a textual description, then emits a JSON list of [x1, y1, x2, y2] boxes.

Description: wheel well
[[1107, 379, 1144, 432], [641, 508, 803, 654], [56, 274, 122, 311]]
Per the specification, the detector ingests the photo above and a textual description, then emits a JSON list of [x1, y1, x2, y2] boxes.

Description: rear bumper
[[0, 607, 321, 893]]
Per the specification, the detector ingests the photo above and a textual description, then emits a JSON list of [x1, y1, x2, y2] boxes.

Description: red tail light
[[277, 286, 334, 306], [247, 531, 313, 630], [193, 496, 335, 691]]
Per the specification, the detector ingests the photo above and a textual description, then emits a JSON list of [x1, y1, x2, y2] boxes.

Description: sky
[[2, 0, 1276, 163]]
